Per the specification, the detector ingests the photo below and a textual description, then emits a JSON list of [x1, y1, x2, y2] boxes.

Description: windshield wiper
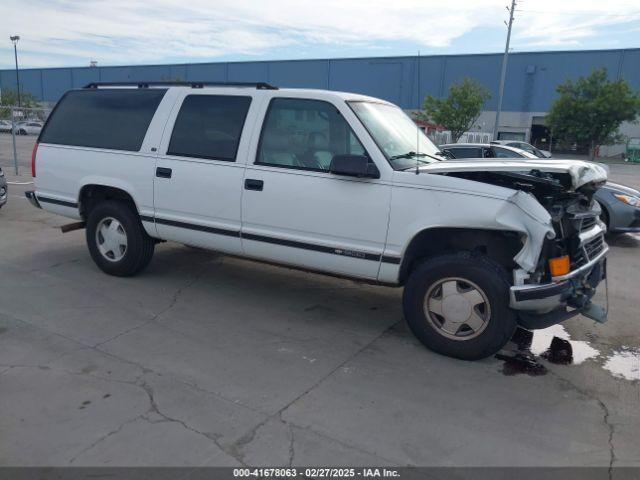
[[390, 151, 428, 160], [391, 151, 443, 169]]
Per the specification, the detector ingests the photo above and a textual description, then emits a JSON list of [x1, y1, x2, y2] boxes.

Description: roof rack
[[82, 81, 278, 90]]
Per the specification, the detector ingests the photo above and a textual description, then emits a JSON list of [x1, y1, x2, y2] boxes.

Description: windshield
[[349, 101, 441, 170]]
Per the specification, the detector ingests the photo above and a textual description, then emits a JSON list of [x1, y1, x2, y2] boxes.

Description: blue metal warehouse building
[[1, 48, 639, 153]]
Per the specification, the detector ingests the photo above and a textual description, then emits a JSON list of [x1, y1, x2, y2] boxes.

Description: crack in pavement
[[546, 369, 616, 476], [227, 321, 403, 465], [287, 424, 295, 467], [2, 288, 401, 466], [68, 414, 144, 464], [92, 263, 213, 349], [138, 380, 246, 466]]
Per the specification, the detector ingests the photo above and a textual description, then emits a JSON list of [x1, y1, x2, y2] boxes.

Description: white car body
[[26, 83, 609, 359]]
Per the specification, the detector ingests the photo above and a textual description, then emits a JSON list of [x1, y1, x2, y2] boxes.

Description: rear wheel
[[86, 200, 155, 276], [402, 252, 517, 360]]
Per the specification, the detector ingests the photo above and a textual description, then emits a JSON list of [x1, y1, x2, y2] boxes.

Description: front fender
[[380, 184, 554, 283]]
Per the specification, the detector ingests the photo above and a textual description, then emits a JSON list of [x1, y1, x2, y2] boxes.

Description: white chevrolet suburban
[[26, 81, 609, 360]]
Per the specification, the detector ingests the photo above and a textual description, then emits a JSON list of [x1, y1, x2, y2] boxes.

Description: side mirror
[[329, 155, 379, 179]]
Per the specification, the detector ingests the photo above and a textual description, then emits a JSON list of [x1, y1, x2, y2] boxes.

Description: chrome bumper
[[511, 218, 609, 310]]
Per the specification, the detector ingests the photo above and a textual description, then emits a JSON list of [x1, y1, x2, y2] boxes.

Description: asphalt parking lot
[[1, 134, 639, 467]]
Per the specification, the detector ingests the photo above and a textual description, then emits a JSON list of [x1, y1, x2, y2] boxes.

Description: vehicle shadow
[[605, 232, 640, 248]]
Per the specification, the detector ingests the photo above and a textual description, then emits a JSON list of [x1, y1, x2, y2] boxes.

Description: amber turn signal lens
[[548, 255, 570, 277]]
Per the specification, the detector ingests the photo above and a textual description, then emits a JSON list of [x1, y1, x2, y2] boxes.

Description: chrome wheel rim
[[96, 217, 128, 262], [423, 277, 491, 341]]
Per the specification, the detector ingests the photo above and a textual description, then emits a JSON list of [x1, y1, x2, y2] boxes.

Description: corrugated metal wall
[[1, 49, 638, 111]]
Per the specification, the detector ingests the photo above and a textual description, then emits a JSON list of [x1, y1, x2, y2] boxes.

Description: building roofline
[[2, 47, 639, 73]]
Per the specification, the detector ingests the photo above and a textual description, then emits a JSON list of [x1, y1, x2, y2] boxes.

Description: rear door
[[153, 90, 258, 254]]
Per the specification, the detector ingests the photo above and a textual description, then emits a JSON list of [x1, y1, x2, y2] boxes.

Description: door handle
[[244, 179, 264, 191], [156, 167, 172, 179]]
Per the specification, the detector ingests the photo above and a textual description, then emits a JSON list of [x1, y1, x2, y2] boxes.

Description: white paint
[[603, 348, 640, 381], [421, 158, 608, 190]]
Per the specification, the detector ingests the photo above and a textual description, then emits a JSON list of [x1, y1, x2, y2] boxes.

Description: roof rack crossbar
[[82, 81, 278, 90]]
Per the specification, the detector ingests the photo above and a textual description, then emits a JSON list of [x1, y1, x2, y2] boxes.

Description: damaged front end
[[442, 167, 609, 329]]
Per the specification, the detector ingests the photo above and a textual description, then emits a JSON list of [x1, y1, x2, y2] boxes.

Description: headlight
[[614, 194, 640, 207]]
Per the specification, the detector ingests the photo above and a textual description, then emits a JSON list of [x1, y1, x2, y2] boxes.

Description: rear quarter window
[[446, 147, 482, 158], [39, 89, 166, 151]]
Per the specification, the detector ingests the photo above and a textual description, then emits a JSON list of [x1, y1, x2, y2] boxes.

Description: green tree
[[0, 88, 40, 108], [420, 78, 491, 142], [547, 68, 640, 160]]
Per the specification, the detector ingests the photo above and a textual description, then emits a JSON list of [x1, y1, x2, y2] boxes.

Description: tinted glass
[[40, 89, 166, 151], [168, 95, 251, 161], [257, 98, 367, 171], [492, 147, 524, 158], [446, 147, 482, 158]]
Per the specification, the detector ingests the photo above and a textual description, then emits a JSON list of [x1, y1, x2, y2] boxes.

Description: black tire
[[402, 252, 517, 360], [86, 200, 155, 277], [19, 129, 26, 135]]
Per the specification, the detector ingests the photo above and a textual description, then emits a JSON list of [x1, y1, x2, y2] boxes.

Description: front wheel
[[86, 200, 155, 277], [403, 252, 517, 360]]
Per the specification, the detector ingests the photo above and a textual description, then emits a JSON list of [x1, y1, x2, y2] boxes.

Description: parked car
[[491, 140, 551, 158], [26, 82, 609, 360], [0, 120, 13, 133], [14, 121, 43, 135], [442, 142, 638, 233], [0, 167, 7, 209], [597, 182, 640, 233], [440, 143, 538, 159]]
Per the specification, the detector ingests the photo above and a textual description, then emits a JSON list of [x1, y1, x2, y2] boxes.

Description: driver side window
[[256, 98, 366, 172]]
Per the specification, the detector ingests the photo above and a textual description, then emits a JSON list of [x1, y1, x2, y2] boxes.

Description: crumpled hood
[[421, 158, 608, 190]]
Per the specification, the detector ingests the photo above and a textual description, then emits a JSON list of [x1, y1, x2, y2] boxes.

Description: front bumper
[[510, 251, 608, 329]]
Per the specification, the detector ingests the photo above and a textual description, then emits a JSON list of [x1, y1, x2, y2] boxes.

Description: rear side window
[[40, 89, 166, 151], [492, 147, 523, 158], [446, 147, 482, 158], [167, 95, 252, 161]]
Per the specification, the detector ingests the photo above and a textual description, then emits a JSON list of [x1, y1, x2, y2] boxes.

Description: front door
[[153, 92, 255, 254], [241, 97, 391, 280]]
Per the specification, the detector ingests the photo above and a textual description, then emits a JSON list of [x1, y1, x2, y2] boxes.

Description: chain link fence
[[0, 106, 51, 175]]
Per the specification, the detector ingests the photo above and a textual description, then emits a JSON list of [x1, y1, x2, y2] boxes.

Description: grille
[[579, 216, 597, 232], [584, 235, 605, 258], [570, 234, 606, 270]]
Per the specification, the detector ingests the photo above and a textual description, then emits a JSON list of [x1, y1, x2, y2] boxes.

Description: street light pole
[[492, 0, 516, 140], [10, 35, 21, 107]]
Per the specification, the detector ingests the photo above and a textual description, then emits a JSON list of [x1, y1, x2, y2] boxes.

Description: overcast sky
[[1, 0, 640, 69]]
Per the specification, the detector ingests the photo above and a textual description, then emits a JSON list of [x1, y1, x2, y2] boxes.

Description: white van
[[25, 81, 609, 360]]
